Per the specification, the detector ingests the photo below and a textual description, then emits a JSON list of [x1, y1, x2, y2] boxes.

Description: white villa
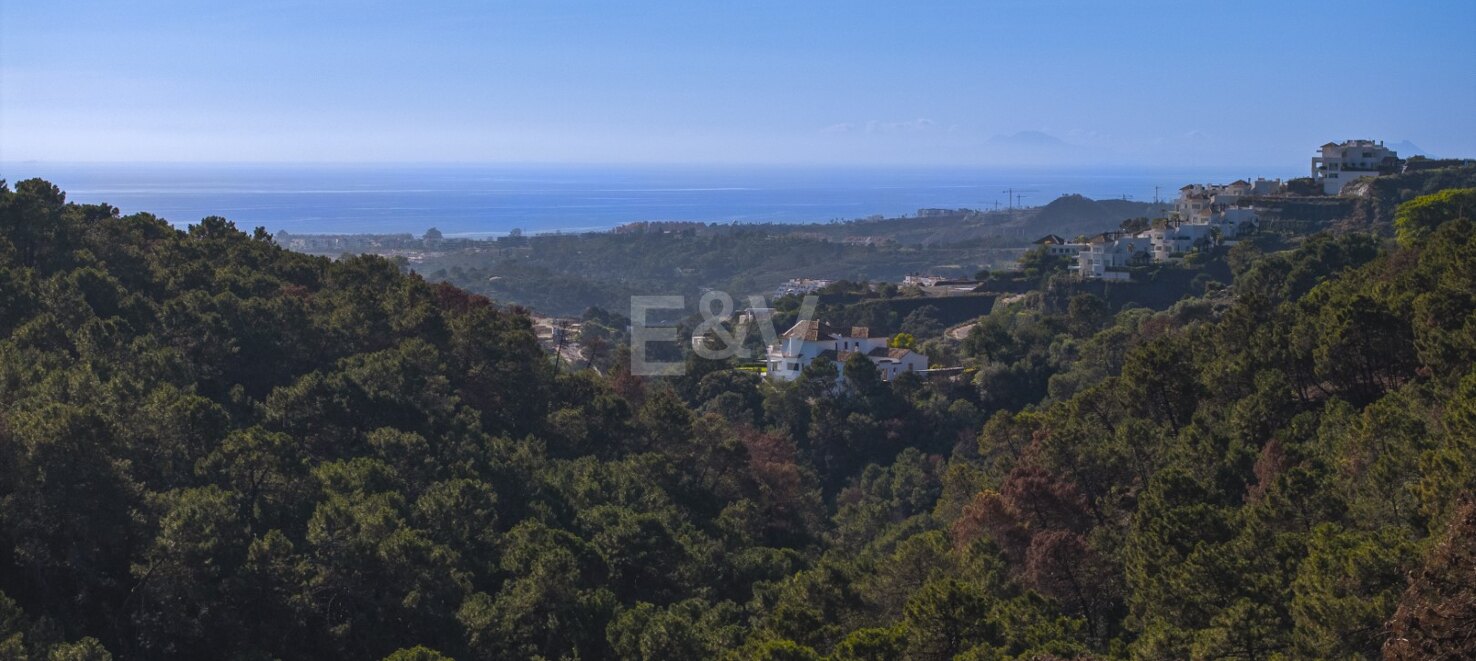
[[1215, 208, 1259, 238], [1146, 223, 1215, 261], [1034, 234, 1087, 258], [1313, 139, 1399, 195], [766, 320, 928, 382], [1077, 232, 1148, 281]]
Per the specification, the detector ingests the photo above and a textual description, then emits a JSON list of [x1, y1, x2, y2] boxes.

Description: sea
[[0, 162, 1287, 237]]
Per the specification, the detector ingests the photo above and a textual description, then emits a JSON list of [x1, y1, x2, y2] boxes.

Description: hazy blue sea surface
[[0, 163, 1288, 236]]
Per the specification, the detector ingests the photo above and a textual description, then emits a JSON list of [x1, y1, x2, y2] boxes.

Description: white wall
[[1320, 169, 1378, 195]]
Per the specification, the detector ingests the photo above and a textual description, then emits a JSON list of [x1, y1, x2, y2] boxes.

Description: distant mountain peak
[[1389, 139, 1427, 157]]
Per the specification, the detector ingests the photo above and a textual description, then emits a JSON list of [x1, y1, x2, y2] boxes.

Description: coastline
[[0, 161, 1293, 237]]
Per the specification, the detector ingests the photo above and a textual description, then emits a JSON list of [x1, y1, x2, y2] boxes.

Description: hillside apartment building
[[1050, 202, 1257, 281], [1312, 139, 1400, 195]]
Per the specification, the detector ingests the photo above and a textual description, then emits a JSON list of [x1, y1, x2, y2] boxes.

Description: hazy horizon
[[4, 0, 1473, 167], [0, 160, 1284, 235], [0, 159, 1294, 169]]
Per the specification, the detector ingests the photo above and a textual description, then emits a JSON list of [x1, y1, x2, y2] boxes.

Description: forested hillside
[[422, 229, 1014, 317], [1, 178, 1474, 660], [416, 195, 1161, 317]]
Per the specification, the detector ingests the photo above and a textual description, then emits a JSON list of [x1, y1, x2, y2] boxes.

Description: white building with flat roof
[[1147, 224, 1213, 261], [1175, 180, 1260, 223], [1077, 232, 1148, 280], [1145, 208, 1257, 263], [1250, 178, 1283, 196], [1313, 139, 1400, 195]]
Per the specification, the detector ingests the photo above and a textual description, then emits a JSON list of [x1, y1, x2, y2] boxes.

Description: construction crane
[[1003, 187, 1039, 220]]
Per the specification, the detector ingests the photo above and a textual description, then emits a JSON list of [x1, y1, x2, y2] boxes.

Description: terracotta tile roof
[[783, 320, 895, 342], [783, 319, 835, 340], [859, 346, 917, 361]]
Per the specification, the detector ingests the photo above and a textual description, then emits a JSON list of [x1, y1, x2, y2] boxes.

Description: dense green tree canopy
[[1, 179, 1473, 660]]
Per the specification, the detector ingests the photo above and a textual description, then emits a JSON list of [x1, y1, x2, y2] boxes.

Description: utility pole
[[552, 319, 567, 370]]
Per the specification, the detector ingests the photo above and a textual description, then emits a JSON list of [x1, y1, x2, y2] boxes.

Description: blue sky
[[2, 0, 1473, 166]]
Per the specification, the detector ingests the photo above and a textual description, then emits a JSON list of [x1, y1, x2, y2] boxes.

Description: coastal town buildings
[[1071, 137, 1412, 279], [773, 278, 834, 298], [1077, 201, 1257, 279], [916, 208, 974, 217], [766, 320, 927, 382]]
